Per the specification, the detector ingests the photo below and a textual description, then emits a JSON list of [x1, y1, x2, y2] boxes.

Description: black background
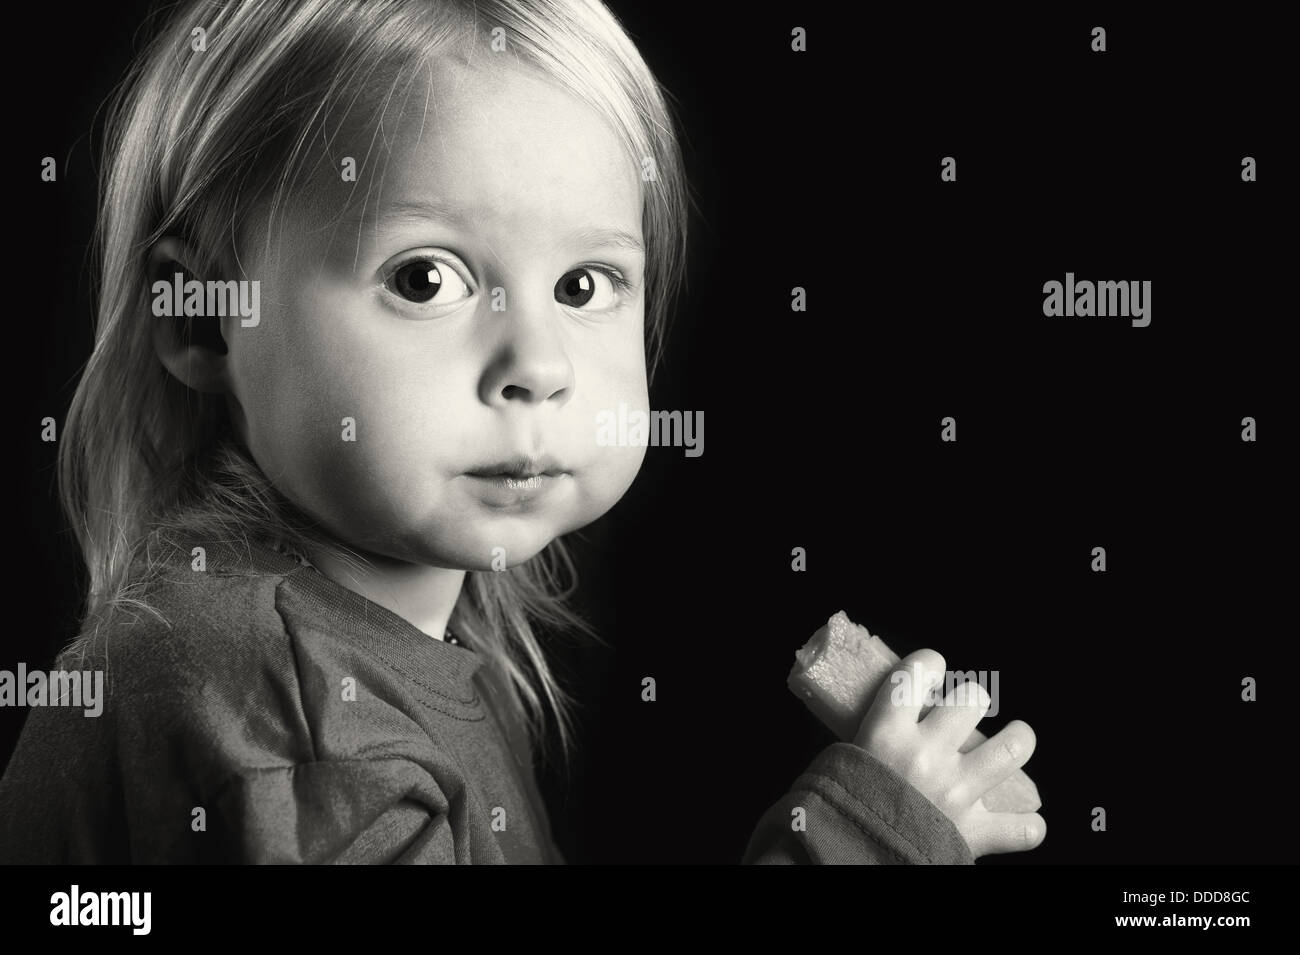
[[5, 1, 1294, 870]]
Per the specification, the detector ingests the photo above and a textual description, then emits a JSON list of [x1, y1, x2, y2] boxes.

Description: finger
[[866, 648, 946, 732], [963, 810, 1047, 858], [920, 679, 991, 751], [960, 720, 1037, 795]]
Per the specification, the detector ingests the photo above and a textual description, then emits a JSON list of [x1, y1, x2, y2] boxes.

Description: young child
[[0, 0, 1044, 864]]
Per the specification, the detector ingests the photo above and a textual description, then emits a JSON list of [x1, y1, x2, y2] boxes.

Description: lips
[[465, 453, 567, 479], [463, 455, 568, 509]]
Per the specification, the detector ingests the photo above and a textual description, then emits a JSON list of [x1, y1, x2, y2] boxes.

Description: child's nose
[[478, 304, 574, 407]]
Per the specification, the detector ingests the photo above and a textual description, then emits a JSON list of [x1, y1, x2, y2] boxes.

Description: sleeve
[[741, 742, 975, 865], [203, 757, 461, 864]]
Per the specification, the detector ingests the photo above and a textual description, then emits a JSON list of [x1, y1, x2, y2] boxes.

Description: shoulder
[[67, 550, 293, 701], [59, 538, 321, 766]]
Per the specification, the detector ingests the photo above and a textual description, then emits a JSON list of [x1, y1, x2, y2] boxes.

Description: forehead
[[345, 56, 642, 239]]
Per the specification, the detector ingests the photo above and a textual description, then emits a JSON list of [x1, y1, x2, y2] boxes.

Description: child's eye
[[381, 255, 473, 307], [555, 266, 631, 311]]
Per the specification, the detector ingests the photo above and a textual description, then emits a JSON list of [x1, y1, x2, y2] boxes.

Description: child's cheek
[[600, 439, 649, 509], [566, 326, 650, 521], [226, 312, 395, 532]]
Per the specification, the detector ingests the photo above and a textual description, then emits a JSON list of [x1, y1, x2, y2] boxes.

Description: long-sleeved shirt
[[0, 535, 974, 864]]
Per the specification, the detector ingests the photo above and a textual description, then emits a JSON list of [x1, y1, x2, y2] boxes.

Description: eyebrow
[[359, 198, 645, 255]]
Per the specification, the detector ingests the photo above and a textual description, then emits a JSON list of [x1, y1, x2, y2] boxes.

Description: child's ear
[[148, 236, 233, 394]]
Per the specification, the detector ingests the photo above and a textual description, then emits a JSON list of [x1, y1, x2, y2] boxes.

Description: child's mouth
[[464, 472, 565, 507], [465, 454, 565, 480], [474, 474, 547, 491], [463, 457, 569, 507]]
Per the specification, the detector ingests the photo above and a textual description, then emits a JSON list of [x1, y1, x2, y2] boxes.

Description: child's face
[[226, 56, 649, 570]]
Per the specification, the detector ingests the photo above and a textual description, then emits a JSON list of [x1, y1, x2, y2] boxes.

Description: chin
[[446, 521, 562, 571]]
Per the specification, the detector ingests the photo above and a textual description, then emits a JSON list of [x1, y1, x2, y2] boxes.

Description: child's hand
[[853, 648, 1046, 858]]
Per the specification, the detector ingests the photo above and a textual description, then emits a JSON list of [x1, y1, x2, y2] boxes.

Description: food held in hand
[[787, 611, 1042, 814]]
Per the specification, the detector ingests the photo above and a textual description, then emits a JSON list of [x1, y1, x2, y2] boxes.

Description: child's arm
[[0, 561, 487, 865], [741, 741, 976, 864], [0, 643, 464, 864], [205, 758, 460, 863], [742, 648, 1045, 864]]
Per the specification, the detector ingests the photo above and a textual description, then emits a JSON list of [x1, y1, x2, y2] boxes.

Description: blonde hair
[[58, 0, 691, 780]]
